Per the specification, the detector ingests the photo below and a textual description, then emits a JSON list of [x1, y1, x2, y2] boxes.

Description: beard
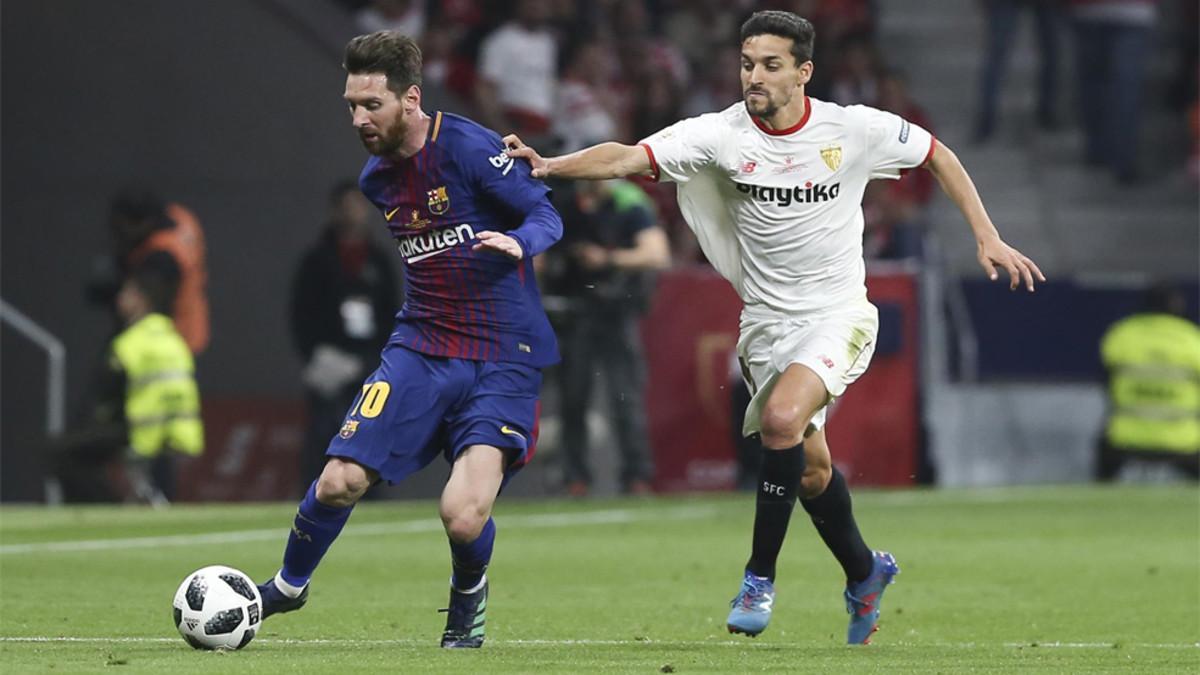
[[743, 89, 779, 119], [358, 120, 406, 156]]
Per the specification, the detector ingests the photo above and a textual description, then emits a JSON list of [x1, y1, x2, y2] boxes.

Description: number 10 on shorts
[[350, 382, 391, 419]]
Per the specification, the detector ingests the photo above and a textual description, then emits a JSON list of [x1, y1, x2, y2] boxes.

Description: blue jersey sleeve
[[507, 197, 562, 258], [457, 130, 561, 257]]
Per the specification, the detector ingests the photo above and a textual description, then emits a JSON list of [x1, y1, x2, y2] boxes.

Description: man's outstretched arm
[[925, 139, 1046, 292], [503, 136, 652, 180]]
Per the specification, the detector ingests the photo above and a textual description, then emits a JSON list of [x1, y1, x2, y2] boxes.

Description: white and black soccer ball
[[172, 565, 262, 650]]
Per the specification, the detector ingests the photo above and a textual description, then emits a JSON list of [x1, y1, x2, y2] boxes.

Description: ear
[[403, 84, 422, 113], [797, 60, 813, 87]]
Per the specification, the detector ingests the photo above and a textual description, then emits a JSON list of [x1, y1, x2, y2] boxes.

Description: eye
[[366, 102, 380, 111]]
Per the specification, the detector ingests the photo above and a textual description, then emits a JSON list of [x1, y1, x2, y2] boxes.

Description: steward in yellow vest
[[53, 269, 203, 502], [113, 314, 203, 459], [1097, 284, 1200, 481]]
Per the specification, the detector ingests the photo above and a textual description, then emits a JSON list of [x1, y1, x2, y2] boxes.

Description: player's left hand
[[977, 236, 1045, 292], [473, 231, 524, 260]]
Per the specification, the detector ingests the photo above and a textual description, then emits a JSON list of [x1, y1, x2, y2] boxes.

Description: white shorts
[[737, 298, 879, 437]]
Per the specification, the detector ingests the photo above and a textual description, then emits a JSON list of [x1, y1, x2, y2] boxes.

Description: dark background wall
[[1, 1, 392, 500]]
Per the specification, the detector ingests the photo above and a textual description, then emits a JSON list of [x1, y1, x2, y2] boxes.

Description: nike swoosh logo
[[500, 425, 526, 441], [384, 207, 401, 221]]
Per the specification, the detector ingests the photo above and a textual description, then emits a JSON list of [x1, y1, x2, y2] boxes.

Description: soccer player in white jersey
[[505, 10, 1043, 644]]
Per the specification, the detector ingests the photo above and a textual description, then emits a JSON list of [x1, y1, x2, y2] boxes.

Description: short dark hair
[[740, 10, 815, 66], [343, 31, 423, 94]]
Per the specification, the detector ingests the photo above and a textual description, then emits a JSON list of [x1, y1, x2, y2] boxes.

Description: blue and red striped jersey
[[358, 111, 562, 367]]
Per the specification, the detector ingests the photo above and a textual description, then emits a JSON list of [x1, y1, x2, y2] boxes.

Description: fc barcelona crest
[[819, 144, 842, 172], [427, 186, 450, 215], [339, 419, 359, 439]]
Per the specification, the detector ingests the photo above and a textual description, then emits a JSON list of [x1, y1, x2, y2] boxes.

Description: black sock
[[800, 467, 873, 583], [745, 441, 804, 580]]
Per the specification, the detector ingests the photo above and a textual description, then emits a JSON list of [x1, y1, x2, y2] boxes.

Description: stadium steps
[[876, 1, 1196, 486], [877, 0, 1198, 279]]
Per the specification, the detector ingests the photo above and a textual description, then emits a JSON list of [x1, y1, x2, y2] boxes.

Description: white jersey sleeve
[[638, 111, 743, 293], [638, 114, 724, 184], [851, 105, 935, 180]]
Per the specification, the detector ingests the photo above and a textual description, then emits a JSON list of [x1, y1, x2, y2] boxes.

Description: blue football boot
[[257, 577, 308, 620], [844, 551, 899, 644], [440, 579, 488, 648], [726, 571, 775, 637]]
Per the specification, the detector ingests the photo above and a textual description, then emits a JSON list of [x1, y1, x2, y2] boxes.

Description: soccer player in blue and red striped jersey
[[256, 31, 563, 649]]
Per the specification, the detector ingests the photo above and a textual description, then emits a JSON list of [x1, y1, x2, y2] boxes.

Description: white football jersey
[[640, 97, 934, 314]]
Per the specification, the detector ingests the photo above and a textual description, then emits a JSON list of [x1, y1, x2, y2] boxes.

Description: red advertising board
[[826, 270, 920, 485], [642, 267, 919, 490], [176, 398, 304, 502]]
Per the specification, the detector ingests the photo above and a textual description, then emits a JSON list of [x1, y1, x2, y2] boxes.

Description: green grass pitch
[[1, 485, 1197, 673]]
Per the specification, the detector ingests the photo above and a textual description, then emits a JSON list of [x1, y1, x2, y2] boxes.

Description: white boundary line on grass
[[0, 636, 1196, 650], [0, 505, 718, 555]]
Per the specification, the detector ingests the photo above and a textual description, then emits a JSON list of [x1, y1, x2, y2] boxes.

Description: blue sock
[[279, 481, 353, 588], [450, 517, 495, 591]]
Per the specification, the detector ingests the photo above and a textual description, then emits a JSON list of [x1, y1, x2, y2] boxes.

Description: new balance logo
[[857, 592, 879, 616]]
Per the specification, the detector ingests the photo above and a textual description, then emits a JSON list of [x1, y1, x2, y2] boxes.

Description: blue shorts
[[325, 344, 542, 485]]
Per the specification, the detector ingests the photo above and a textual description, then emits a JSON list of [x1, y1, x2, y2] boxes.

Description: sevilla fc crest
[[820, 144, 842, 172]]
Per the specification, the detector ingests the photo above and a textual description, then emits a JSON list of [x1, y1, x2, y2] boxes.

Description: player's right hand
[[503, 134, 550, 179]]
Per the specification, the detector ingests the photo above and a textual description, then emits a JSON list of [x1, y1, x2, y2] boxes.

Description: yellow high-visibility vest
[[1101, 313, 1200, 454], [112, 313, 203, 457]]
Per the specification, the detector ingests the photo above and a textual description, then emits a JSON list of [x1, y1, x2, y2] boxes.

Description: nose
[[351, 107, 370, 127], [751, 64, 769, 85], [743, 67, 763, 90]]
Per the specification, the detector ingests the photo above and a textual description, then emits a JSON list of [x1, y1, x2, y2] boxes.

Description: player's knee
[[315, 461, 371, 507], [314, 477, 364, 508], [760, 403, 808, 448], [440, 492, 489, 543], [441, 506, 487, 544], [799, 462, 832, 499]]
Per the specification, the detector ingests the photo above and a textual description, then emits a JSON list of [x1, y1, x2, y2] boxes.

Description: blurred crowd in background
[[9, 0, 1198, 503], [331, 0, 1199, 260], [334, 0, 934, 261]]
